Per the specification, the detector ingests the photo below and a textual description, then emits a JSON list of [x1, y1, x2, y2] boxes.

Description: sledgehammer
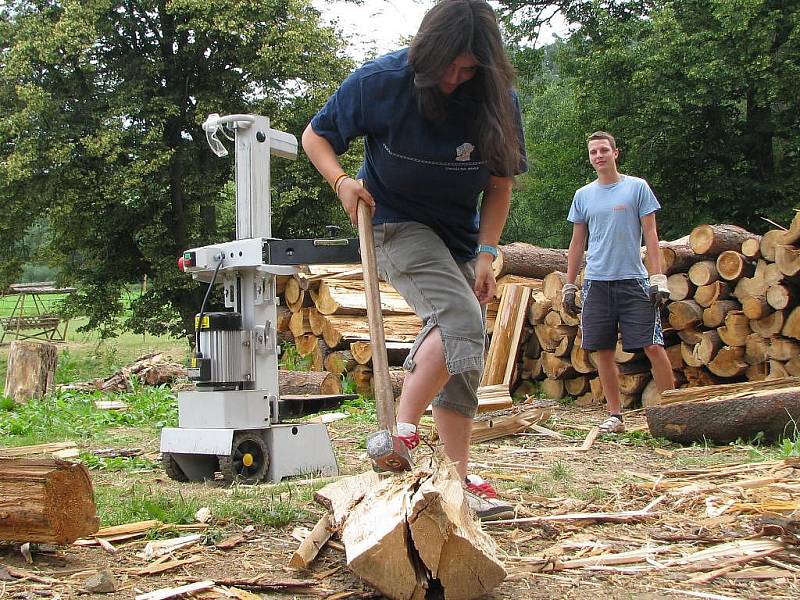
[[356, 197, 413, 473]]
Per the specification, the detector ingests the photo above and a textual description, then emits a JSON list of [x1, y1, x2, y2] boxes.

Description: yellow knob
[[242, 453, 254, 467]]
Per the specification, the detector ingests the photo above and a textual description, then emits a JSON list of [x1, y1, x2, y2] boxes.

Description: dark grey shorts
[[373, 221, 485, 418], [580, 279, 664, 352]]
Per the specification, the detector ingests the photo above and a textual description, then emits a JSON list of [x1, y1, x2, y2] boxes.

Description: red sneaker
[[464, 475, 513, 520]]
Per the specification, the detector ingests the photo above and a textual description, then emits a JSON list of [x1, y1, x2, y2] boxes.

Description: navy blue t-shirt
[[310, 49, 526, 261]]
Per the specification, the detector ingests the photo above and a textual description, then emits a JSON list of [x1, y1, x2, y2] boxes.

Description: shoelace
[[466, 481, 498, 499], [398, 432, 420, 450]]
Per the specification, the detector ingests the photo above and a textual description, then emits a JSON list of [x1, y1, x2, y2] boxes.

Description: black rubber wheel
[[162, 453, 190, 482], [219, 432, 270, 483]]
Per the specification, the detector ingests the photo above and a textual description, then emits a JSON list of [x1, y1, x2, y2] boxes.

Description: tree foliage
[[503, 0, 800, 245], [0, 0, 355, 338]]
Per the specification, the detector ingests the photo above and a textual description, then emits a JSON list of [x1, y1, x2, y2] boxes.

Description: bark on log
[[570, 342, 596, 375], [683, 366, 723, 388], [646, 386, 800, 444], [4, 341, 58, 403], [279, 370, 341, 395], [0, 458, 98, 544], [716, 251, 755, 282], [659, 237, 704, 275], [690, 224, 755, 257], [493, 243, 568, 279], [534, 325, 577, 353], [322, 315, 422, 349], [324, 350, 358, 376], [564, 375, 590, 396], [541, 378, 565, 400], [769, 338, 800, 361], [528, 294, 553, 324], [745, 333, 769, 365]]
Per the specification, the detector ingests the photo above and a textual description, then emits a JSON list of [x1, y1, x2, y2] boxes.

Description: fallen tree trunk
[[0, 458, 98, 544], [646, 386, 800, 444]]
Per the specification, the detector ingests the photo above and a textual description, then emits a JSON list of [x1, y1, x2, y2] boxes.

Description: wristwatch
[[477, 244, 498, 258]]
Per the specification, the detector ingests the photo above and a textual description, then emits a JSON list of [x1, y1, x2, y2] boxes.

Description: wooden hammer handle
[[356, 199, 396, 433]]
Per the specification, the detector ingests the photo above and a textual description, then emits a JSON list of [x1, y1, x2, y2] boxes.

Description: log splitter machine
[[160, 113, 360, 484]]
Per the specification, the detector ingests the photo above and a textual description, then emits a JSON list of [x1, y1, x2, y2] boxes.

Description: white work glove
[[649, 274, 670, 309]]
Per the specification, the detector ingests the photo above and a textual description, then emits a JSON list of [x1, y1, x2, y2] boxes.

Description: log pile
[[498, 220, 800, 409], [281, 220, 800, 411]]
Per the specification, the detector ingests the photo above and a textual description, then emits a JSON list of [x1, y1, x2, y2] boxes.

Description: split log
[[619, 373, 650, 395], [481, 284, 531, 387], [528, 293, 552, 324], [543, 311, 563, 326], [683, 366, 722, 388], [322, 315, 422, 349], [690, 224, 754, 257], [760, 229, 785, 262], [781, 210, 800, 245], [279, 370, 342, 395], [782, 306, 800, 340], [289, 513, 334, 570], [493, 242, 568, 279], [646, 385, 800, 444], [659, 236, 704, 275], [521, 356, 543, 380], [4, 341, 58, 403], [534, 325, 577, 353], [0, 458, 98, 544], [703, 300, 741, 328], [716, 250, 754, 281], [746, 362, 769, 381], [570, 343, 596, 375], [786, 357, 800, 377], [541, 271, 567, 301], [717, 311, 751, 347], [523, 332, 541, 359], [659, 377, 800, 404], [677, 327, 704, 346], [688, 260, 719, 287], [294, 333, 319, 357], [775, 244, 800, 278], [350, 341, 412, 366], [667, 273, 694, 301], [681, 342, 704, 368], [310, 338, 332, 371], [316, 280, 413, 316], [765, 261, 786, 286], [707, 346, 747, 378], [766, 284, 797, 311], [315, 459, 506, 600], [308, 309, 328, 336], [284, 277, 303, 307], [741, 296, 771, 320], [668, 300, 704, 330], [495, 274, 542, 298], [694, 281, 729, 308], [351, 364, 373, 396], [693, 330, 723, 365], [740, 236, 763, 259], [665, 343, 684, 371], [289, 309, 313, 338], [589, 376, 604, 403], [768, 360, 789, 379], [751, 310, 785, 338]]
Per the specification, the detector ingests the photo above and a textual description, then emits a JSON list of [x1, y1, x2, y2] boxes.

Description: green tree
[[0, 0, 355, 338]]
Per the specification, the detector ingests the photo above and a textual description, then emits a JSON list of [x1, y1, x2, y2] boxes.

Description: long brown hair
[[409, 0, 521, 176]]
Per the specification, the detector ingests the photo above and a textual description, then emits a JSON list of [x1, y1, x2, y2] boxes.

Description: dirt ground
[[1, 404, 798, 600]]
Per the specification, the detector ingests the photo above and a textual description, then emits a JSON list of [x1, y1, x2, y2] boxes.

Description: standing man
[[562, 131, 674, 433]]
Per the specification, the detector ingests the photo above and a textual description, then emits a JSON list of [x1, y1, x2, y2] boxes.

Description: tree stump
[[0, 458, 98, 544], [4, 340, 58, 403]]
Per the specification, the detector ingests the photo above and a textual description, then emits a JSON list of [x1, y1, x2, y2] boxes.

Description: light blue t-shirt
[[567, 175, 660, 280]]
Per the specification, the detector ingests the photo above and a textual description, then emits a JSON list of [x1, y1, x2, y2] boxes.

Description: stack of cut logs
[[278, 214, 800, 409]]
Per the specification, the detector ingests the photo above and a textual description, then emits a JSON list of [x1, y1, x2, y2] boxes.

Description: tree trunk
[[279, 370, 341, 395], [4, 341, 58, 403], [690, 224, 755, 257], [564, 375, 590, 396], [492, 242, 568, 279], [646, 386, 800, 444], [0, 458, 98, 544]]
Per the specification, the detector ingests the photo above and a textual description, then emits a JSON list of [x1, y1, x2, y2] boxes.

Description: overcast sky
[[313, 1, 568, 61]]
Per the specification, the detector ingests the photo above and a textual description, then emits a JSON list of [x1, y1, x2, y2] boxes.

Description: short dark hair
[[409, 0, 521, 176], [587, 131, 617, 150]]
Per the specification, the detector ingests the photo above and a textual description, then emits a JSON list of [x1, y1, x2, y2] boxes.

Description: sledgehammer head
[[366, 430, 413, 472]]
